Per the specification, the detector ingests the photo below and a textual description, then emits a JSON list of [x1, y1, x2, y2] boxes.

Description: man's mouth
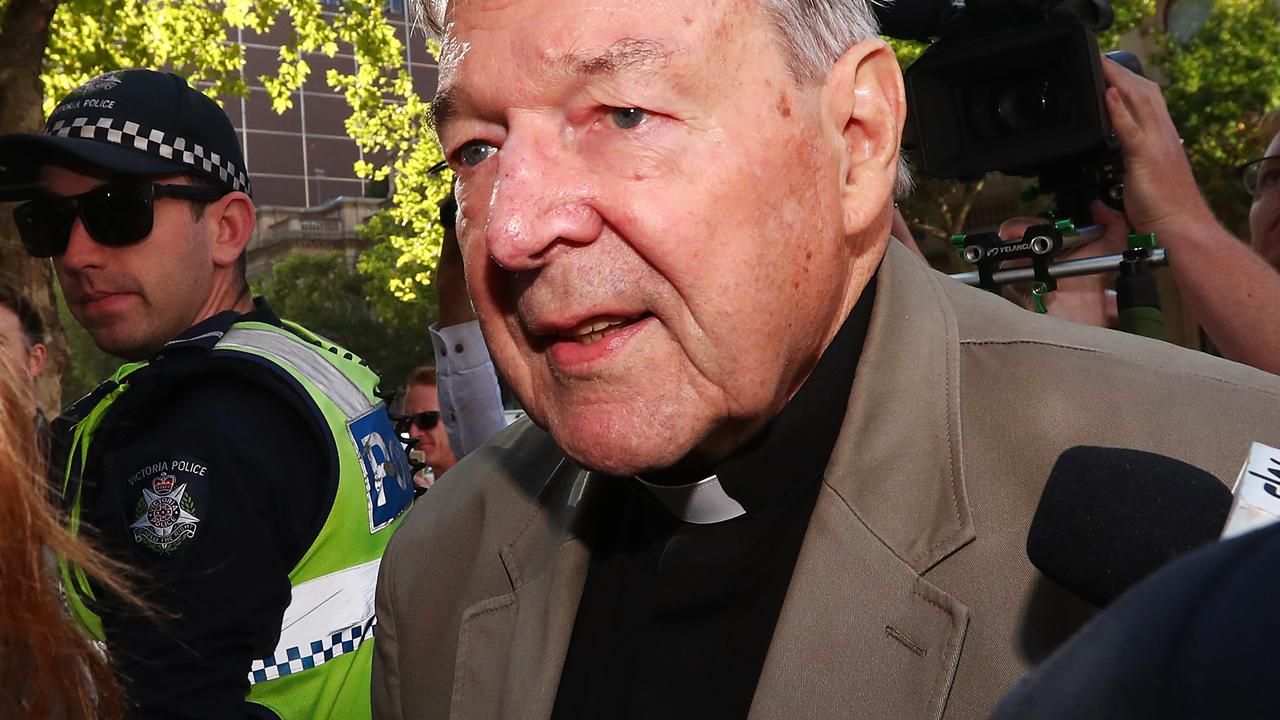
[[77, 290, 133, 312], [557, 314, 649, 345], [68, 282, 133, 306], [81, 291, 120, 302]]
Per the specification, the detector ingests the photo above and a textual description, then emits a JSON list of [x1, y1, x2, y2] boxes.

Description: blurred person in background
[[0, 284, 50, 442], [0, 362, 139, 720], [401, 365, 459, 490]]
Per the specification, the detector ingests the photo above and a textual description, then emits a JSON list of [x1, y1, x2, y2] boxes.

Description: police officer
[[0, 69, 414, 719]]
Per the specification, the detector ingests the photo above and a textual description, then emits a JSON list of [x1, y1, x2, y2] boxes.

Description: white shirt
[[429, 320, 509, 457]]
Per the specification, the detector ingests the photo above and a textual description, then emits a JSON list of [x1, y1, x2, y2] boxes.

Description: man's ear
[[820, 38, 906, 237], [208, 191, 256, 269], [27, 342, 47, 379]]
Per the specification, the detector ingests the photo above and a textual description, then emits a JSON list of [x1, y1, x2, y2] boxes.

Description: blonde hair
[[0, 365, 139, 719]]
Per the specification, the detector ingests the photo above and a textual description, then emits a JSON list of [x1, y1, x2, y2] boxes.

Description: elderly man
[[372, 2, 1280, 718]]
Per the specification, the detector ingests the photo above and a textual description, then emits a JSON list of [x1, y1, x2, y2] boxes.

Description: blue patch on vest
[[349, 407, 413, 532]]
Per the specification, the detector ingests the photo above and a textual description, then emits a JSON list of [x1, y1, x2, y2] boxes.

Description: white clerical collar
[[633, 474, 747, 525]]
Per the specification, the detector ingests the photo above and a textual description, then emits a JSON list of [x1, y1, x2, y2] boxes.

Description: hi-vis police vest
[[59, 319, 415, 720]]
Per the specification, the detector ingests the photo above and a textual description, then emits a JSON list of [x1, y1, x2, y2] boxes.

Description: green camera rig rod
[[948, 248, 1168, 288]]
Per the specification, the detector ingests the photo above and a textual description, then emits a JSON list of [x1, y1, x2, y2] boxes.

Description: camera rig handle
[[1116, 233, 1164, 339], [949, 226, 1169, 338], [951, 220, 1072, 296]]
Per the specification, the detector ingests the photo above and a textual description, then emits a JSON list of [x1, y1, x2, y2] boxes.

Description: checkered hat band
[[46, 116, 251, 196], [246, 616, 377, 685]]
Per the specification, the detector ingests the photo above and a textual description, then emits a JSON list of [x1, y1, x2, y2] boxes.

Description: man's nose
[[484, 132, 603, 272], [57, 216, 105, 271]]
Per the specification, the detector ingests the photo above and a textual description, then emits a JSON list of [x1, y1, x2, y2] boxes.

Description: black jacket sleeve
[[87, 374, 332, 720]]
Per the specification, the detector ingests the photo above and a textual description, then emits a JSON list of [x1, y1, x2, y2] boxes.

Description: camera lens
[[995, 74, 1061, 133]]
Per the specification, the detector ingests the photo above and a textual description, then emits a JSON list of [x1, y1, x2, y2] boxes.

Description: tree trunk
[[1, 0, 67, 415]]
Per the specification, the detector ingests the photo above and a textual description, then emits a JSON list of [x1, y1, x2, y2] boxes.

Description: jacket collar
[[158, 296, 280, 355], [824, 240, 973, 572]]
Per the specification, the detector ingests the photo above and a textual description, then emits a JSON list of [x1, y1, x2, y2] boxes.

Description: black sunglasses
[[395, 411, 441, 440], [13, 182, 228, 258], [1239, 155, 1280, 197]]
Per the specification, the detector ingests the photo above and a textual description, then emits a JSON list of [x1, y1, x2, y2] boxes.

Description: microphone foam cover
[[1026, 446, 1231, 607]]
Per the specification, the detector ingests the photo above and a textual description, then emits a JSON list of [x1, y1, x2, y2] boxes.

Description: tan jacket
[[372, 241, 1280, 719]]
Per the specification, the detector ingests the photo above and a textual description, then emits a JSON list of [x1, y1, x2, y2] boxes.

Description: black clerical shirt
[[551, 277, 876, 720]]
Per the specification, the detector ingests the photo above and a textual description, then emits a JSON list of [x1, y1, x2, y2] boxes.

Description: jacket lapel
[[753, 243, 976, 718], [449, 461, 598, 720], [832, 241, 974, 572], [750, 486, 969, 720]]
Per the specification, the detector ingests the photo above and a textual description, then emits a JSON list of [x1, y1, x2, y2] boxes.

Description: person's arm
[[430, 321, 507, 456], [431, 223, 507, 456], [1102, 57, 1280, 373], [95, 378, 327, 719]]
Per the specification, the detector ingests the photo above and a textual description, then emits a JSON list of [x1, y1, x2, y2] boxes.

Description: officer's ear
[[207, 191, 256, 270]]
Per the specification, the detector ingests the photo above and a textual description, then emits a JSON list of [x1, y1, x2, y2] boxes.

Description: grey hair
[[757, 0, 912, 198], [415, 0, 913, 198]]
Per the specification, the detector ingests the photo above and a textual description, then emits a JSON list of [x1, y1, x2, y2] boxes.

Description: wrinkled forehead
[[404, 381, 440, 411], [436, 0, 754, 88]]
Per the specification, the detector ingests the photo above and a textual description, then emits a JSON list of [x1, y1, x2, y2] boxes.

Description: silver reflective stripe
[[217, 327, 369, 419], [165, 330, 225, 348], [246, 558, 381, 685]]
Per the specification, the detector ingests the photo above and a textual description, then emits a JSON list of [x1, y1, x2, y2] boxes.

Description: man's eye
[[1260, 169, 1279, 190], [458, 142, 497, 167], [609, 107, 647, 130]]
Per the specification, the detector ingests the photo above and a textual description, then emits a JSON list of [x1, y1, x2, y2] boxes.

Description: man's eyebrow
[[561, 38, 673, 78], [430, 39, 673, 133], [430, 88, 460, 134]]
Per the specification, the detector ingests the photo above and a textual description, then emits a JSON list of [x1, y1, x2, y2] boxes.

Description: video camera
[[883, 0, 1129, 226], [880, 0, 1168, 339]]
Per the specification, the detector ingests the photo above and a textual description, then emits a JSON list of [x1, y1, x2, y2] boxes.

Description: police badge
[[69, 70, 124, 97], [130, 472, 201, 553]]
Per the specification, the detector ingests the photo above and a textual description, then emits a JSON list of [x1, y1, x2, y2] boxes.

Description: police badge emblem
[[130, 472, 201, 553], [70, 71, 124, 97]]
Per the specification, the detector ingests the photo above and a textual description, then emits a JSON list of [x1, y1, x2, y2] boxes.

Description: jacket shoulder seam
[[959, 339, 1280, 399]]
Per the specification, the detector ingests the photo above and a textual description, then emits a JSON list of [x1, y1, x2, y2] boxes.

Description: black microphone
[[1026, 446, 1231, 607]]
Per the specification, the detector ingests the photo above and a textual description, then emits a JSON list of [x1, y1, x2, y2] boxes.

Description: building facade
[[232, 3, 438, 271]]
